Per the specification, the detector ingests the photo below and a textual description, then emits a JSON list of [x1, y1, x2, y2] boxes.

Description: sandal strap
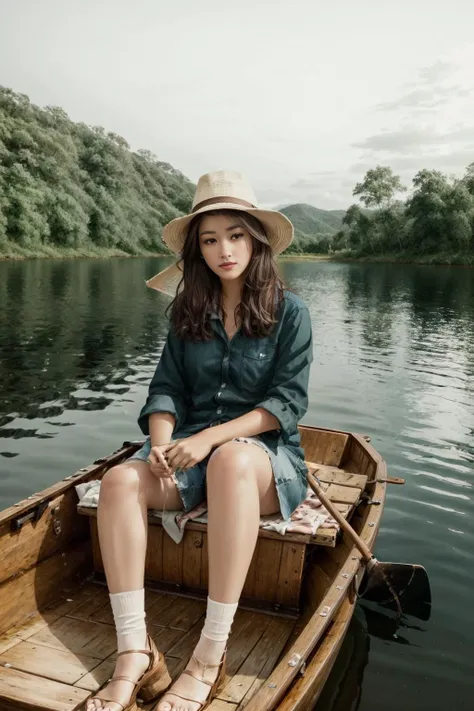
[[191, 652, 226, 670], [116, 647, 151, 659], [182, 669, 214, 687], [90, 696, 124, 711], [116, 632, 154, 660], [164, 690, 205, 710], [109, 675, 138, 686]]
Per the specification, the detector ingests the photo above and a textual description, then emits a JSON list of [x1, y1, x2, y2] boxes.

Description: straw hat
[[162, 170, 293, 255]]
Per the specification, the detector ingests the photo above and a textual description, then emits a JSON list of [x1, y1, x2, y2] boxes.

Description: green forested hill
[[2, 86, 473, 264], [0, 86, 195, 257], [279, 203, 344, 238]]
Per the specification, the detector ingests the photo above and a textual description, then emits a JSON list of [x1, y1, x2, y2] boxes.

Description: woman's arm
[[149, 412, 176, 446], [137, 329, 189, 439], [204, 408, 280, 448]]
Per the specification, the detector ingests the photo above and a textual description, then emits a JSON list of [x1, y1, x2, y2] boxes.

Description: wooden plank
[[162, 532, 183, 585], [4, 611, 60, 642], [208, 701, 238, 711], [149, 625, 183, 654], [253, 539, 283, 603], [220, 617, 294, 704], [0, 541, 92, 636], [0, 665, 89, 711], [0, 639, 101, 685], [182, 530, 203, 588], [90, 518, 104, 572], [241, 548, 258, 599], [200, 533, 209, 588], [299, 429, 349, 467], [276, 543, 306, 606], [28, 616, 116, 658], [0, 490, 90, 586], [44, 580, 102, 617], [89, 602, 114, 625], [146, 524, 164, 581], [221, 612, 269, 691], [167, 619, 204, 660], [74, 658, 116, 692], [65, 587, 111, 623], [79, 508, 312, 546], [147, 594, 179, 625], [275, 597, 356, 711], [158, 597, 205, 631], [322, 433, 350, 467], [169, 598, 206, 631], [310, 529, 338, 547], [310, 466, 367, 490], [0, 633, 23, 655], [324, 484, 361, 505]]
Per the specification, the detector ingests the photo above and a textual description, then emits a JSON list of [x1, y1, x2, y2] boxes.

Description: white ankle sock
[[194, 597, 238, 663], [109, 589, 147, 653]]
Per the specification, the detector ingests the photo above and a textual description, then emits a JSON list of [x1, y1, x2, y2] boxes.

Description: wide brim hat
[[162, 170, 293, 256]]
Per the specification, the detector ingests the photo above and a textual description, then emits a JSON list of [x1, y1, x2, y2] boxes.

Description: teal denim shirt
[[138, 291, 313, 477]]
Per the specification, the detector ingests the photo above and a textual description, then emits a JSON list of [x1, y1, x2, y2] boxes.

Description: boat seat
[[78, 462, 367, 616]]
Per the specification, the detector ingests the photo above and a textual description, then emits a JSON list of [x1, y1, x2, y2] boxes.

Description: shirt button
[[217, 391, 222, 398], [216, 407, 223, 415], [221, 383, 226, 389]]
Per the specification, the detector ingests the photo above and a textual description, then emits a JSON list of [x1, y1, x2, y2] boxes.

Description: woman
[[87, 170, 313, 711]]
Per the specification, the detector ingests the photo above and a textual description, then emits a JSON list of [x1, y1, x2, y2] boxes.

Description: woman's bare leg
[[87, 460, 183, 711], [157, 442, 279, 711]]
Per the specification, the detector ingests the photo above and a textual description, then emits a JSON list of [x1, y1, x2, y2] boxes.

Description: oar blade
[[360, 562, 432, 621]]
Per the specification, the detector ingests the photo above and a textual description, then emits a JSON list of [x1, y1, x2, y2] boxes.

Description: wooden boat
[[0, 425, 387, 711]]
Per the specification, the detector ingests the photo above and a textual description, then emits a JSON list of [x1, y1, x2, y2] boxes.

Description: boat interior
[[0, 426, 385, 711]]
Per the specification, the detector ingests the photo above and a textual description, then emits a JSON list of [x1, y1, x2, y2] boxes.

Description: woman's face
[[198, 213, 253, 283]]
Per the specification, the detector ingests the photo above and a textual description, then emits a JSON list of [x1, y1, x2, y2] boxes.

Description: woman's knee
[[99, 463, 141, 502], [207, 442, 256, 484]]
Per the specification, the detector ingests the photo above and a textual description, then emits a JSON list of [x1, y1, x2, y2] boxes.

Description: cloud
[[350, 147, 474, 179], [417, 61, 455, 85], [376, 85, 472, 112], [354, 125, 474, 154]]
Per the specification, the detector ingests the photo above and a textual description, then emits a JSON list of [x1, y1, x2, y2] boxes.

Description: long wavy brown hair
[[168, 209, 285, 340]]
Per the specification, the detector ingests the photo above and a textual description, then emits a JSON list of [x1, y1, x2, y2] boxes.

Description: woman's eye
[[231, 233, 244, 240], [203, 238, 216, 245]]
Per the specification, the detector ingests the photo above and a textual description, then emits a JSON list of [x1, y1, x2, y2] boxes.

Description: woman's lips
[[219, 263, 237, 269]]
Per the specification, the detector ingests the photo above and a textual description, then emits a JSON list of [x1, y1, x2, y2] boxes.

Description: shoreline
[[1, 248, 473, 268]]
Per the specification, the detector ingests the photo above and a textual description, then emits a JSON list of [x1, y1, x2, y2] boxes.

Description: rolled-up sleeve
[[256, 305, 313, 443], [137, 329, 188, 436]]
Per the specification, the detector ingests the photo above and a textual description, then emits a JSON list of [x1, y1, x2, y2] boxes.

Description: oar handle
[[307, 471, 374, 563]]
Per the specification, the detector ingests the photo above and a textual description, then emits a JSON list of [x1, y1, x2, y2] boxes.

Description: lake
[[0, 256, 473, 710]]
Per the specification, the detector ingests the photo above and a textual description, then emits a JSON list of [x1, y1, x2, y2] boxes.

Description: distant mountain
[[279, 204, 345, 239]]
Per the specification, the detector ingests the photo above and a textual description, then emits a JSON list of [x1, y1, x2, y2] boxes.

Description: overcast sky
[[1, 0, 474, 209]]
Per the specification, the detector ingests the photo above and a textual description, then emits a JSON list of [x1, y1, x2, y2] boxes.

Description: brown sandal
[[86, 634, 172, 711], [158, 651, 227, 711]]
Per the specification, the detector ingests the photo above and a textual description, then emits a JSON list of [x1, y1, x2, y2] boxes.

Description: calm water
[[1, 257, 473, 710]]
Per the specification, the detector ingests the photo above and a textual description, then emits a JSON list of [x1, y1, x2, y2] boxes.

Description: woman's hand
[[165, 432, 215, 472], [147, 443, 174, 479]]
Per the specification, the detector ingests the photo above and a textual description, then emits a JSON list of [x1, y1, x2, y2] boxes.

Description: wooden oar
[[307, 471, 432, 621]]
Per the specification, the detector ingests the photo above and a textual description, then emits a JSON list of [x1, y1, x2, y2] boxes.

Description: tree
[[353, 166, 406, 209]]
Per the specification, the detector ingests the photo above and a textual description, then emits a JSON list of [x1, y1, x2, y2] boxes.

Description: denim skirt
[[126, 435, 307, 521]]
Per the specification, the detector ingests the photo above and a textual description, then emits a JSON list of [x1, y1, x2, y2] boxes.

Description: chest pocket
[[239, 343, 278, 392]]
